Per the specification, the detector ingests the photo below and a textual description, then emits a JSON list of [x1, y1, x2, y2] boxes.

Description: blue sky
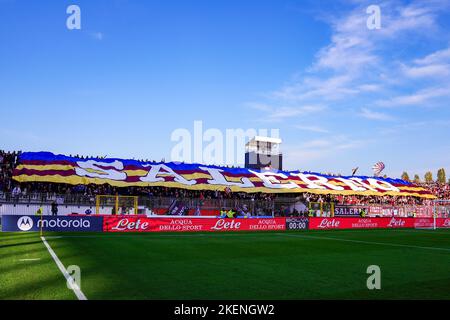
[[1, 0, 450, 178]]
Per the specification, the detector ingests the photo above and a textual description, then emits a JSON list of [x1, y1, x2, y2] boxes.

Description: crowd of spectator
[[1, 150, 449, 207], [417, 181, 450, 201], [0, 150, 20, 194]]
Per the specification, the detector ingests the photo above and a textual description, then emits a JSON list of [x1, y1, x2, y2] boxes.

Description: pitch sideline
[[43, 230, 450, 252], [275, 233, 450, 252], [41, 236, 88, 300]]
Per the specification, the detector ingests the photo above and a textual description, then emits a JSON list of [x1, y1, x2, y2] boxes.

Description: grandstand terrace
[[1, 150, 449, 218]]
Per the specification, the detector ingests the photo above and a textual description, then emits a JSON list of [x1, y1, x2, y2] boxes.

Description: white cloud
[[244, 102, 272, 112], [248, 104, 327, 122], [244, 0, 450, 152], [266, 1, 447, 105], [301, 139, 332, 148], [359, 108, 394, 121], [414, 47, 450, 65], [283, 135, 370, 170], [400, 46, 450, 79], [271, 75, 358, 102], [377, 86, 450, 107], [312, 1, 442, 72], [358, 84, 381, 92], [314, 11, 376, 73], [295, 124, 330, 133], [265, 107, 305, 121], [377, 2, 439, 38], [401, 63, 450, 78], [379, 119, 450, 135]]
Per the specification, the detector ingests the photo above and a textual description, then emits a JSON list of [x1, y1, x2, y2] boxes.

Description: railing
[[2, 192, 443, 217], [0, 192, 283, 215], [0, 192, 96, 206]]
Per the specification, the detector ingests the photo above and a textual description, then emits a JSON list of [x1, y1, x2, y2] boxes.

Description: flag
[[12, 152, 435, 198], [372, 162, 385, 176]]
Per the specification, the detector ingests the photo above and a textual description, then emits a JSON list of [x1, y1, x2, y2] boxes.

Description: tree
[[401, 172, 410, 181], [424, 171, 433, 183], [437, 168, 446, 184], [413, 174, 420, 183]]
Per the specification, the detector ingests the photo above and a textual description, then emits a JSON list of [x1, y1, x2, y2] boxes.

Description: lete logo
[[387, 218, 405, 228], [17, 216, 34, 231], [317, 219, 340, 229], [111, 218, 149, 231], [211, 219, 241, 231]]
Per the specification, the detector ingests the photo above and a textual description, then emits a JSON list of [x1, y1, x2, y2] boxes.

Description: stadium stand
[[1, 149, 449, 217]]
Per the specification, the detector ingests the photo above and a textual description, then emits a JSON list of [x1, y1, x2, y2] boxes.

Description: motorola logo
[[17, 216, 34, 231]]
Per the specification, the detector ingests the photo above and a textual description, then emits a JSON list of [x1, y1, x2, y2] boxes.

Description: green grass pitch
[[1, 229, 450, 300]]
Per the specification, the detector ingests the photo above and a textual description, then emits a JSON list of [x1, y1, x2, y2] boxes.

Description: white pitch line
[[44, 234, 208, 239], [41, 236, 87, 300], [43, 233, 269, 240], [276, 233, 450, 252], [395, 229, 450, 235], [43, 231, 450, 252], [18, 258, 41, 262]]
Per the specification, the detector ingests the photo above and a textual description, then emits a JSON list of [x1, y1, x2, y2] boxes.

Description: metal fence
[[3, 192, 443, 217], [0, 192, 96, 206], [0, 192, 299, 216]]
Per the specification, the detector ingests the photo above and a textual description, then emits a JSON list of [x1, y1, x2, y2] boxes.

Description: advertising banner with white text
[[103, 216, 286, 232]]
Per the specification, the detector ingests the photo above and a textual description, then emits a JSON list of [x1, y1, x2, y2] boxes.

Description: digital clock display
[[285, 217, 309, 230]]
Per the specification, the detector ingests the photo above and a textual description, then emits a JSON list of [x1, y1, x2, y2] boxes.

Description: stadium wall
[[0, 203, 437, 218]]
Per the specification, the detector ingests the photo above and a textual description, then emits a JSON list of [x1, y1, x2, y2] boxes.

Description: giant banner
[[13, 152, 434, 198], [103, 216, 286, 232]]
